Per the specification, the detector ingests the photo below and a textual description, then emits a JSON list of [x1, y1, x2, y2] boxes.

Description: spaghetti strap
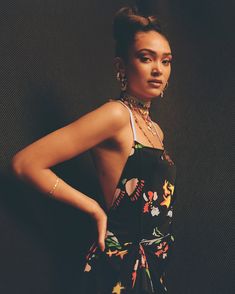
[[115, 100, 137, 142], [81, 97, 177, 293]]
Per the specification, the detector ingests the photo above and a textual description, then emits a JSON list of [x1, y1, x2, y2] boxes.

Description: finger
[[97, 218, 107, 252], [98, 240, 105, 252], [98, 226, 106, 251]]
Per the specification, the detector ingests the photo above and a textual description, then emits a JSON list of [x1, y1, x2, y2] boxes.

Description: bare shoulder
[[100, 99, 129, 117], [73, 99, 130, 134], [11, 99, 131, 171], [98, 99, 130, 126], [152, 121, 164, 141]]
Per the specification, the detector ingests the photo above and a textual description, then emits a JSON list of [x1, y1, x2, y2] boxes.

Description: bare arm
[[11, 101, 129, 215], [11, 100, 129, 252]]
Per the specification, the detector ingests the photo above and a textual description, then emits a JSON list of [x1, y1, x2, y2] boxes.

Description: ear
[[113, 57, 126, 74]]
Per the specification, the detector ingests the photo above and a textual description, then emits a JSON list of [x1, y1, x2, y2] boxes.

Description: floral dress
[[79, 100, 177, 293]]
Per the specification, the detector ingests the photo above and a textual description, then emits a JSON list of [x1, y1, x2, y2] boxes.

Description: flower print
[[167, 209, 173, 218], [83, 242, 99, 272], [105, 230, 122, 250], [121, 178, 127, 185], [138, 245, 154, 291], [131, 259, 139, 288], [160, 180, 175, 209], [112, 281, 125, 294], [151, 206, 160, 216], [106, 249, 128, 259], [160, 272, 168, 291], [152, 227, 164, 238], [105, 230, 129, 260], [125, 178, 145, 201], [143, 191, 159, 215], [135, 143, 144, 149], [131, 244, 155, 292], [126, 178, 138, 195], [111, 188, 125, 210], [154, 241, 169, 259], [113, 188, 121, 200], [116, 250, 128, 259], [84, 263, 91, 272]]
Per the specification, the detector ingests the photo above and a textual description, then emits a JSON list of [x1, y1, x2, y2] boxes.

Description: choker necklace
[[119, 92, 164, 150], [120, 92, 151, 117], [109, 93, 174, 164]]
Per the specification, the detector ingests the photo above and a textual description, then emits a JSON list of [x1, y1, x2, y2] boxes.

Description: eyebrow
[[137, 48, 172, 57]]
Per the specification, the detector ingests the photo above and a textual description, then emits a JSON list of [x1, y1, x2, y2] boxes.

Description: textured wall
[[0, 1, 233, 293]]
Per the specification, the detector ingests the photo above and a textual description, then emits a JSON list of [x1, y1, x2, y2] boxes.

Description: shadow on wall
[[1, 150, 103, 293]]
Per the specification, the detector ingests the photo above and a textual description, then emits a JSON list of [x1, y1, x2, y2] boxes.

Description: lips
[[148, 79, 163, 84], [148, 79, 163, 88]]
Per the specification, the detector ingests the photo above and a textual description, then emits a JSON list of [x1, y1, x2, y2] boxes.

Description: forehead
[[132, 30, 171, 54]]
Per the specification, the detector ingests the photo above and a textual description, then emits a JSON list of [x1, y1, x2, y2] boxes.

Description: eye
[[140, 56, 152, 63], [162, 59, 172, 65]]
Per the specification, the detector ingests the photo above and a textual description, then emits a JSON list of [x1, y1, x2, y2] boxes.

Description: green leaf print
[[135, 143, 144, 149], [152, 227, 164, 238], [105, 231, 122, 250]]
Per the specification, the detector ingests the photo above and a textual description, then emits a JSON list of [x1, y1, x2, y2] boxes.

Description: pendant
[[147, 125, 157, 135]]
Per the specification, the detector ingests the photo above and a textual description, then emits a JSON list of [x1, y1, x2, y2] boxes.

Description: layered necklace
[[120, 92, 165, 151]]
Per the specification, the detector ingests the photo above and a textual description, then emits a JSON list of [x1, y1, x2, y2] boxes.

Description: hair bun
[[113, 7, 138, 41], [113, 7, 151, 42], [112, 5, 167, 62]]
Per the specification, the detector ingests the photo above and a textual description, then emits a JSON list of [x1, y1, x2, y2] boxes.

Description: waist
[[105, 229, 174, 248]]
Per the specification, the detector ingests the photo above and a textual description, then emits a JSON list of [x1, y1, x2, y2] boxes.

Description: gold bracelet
[[49, 177, 60, 196]]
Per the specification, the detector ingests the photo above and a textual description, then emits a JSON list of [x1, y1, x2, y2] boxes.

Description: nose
[[151, 63, 163, 76]]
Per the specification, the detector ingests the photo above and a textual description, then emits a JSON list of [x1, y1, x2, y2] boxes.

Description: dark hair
[[112, 6, 169, 63]]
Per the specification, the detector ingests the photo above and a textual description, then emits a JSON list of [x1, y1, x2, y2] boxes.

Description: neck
[[119, 91, 151, 110]]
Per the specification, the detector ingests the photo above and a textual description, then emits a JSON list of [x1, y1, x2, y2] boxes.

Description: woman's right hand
[[89, 204, 107, 252]]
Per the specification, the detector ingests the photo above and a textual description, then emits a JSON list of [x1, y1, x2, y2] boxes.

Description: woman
[[11, 6, 176, 294]]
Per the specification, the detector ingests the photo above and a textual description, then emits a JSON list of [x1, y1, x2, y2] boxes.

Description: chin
[[144, 89, 162, 99], [129, 87, 161, 100]]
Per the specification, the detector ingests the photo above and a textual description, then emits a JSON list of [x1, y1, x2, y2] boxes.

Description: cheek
[[128, 62, 149, 80], [164, 66, 171, 78]]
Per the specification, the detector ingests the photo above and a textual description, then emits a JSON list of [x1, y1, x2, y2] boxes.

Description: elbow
[[11, 153, 30, 178]]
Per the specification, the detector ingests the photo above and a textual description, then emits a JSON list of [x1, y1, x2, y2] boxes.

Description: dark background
[[0, 0, 234, 293]]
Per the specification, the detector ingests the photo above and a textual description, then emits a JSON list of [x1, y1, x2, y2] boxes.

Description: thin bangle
[[48, 177, 60, 196]]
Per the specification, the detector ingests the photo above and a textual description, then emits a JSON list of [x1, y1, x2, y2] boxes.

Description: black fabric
[[80, 100, 177, 293], [0, 1, 233, 293]]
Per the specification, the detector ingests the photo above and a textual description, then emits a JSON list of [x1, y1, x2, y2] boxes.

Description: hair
[[112, 6, 169, 63]]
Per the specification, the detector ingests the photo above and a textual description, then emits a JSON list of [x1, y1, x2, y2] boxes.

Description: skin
[[11, 30, 172, 252], [115, 30, 172, 102]]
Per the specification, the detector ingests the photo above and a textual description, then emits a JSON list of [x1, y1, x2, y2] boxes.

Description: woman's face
[[123, 30, 172, 100]]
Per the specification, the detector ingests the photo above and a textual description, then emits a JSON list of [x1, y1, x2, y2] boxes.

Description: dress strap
[[115, 100, 137, 141]]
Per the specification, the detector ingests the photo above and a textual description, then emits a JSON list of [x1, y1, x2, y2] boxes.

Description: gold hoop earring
[[164, 81, 169, 90], [116, 71, 121, 81], [116, 71, 127, 91], [160, 81, 169, 98]]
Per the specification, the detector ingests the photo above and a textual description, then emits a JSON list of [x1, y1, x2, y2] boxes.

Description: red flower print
[[125, 178, 145, 201], [154, 241, 169, 259], [143, 191, 159, 216]]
